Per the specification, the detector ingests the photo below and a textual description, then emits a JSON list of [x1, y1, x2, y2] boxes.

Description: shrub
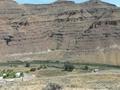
[[42, 65, 47, 69], [25, 62, 30, 67], [82, 65, 89, 70], [30, 68, 36, 72], [37, 67, 41, 70], [3, 74, 8, 79], [37, 66, 43, 70], [39, 65, 47, 69], [43, 83, 62, 90], [64, 62, 74, 72]]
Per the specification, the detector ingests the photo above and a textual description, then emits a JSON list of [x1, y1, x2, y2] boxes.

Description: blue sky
[[16, 0, 120, 6]]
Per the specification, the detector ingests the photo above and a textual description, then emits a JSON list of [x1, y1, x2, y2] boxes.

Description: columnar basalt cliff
[[0, 0, 120, 65]]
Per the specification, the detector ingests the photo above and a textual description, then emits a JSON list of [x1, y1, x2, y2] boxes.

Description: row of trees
[[25, 61, 89, 72]]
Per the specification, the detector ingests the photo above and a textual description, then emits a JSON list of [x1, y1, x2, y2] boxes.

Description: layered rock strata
[[0, 0, 120, 65]]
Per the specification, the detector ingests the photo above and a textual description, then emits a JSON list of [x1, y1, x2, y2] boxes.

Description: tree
[[25, 62, 30, 67], [82, 65, 89, 71], [64, 62, 74, 72]]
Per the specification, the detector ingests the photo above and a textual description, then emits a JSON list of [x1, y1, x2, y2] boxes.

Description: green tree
[[64, 62, 74, 72]]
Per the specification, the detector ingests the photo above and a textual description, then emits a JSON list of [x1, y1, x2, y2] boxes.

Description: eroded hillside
[[0, 0, 120, 65]]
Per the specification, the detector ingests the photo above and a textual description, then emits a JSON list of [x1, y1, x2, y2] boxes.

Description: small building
[[92, 69, 99, 73], [15, 72, 23, 78]]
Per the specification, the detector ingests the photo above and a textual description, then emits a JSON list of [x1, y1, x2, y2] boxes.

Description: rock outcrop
[[0, 0, 120, 65]]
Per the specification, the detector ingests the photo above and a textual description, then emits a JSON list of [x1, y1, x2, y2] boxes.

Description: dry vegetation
[[1, 72, 120, 90], [0, 62, 120, 90]]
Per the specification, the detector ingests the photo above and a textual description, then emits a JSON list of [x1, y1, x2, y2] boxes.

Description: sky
[[16, 0, 120, 7]]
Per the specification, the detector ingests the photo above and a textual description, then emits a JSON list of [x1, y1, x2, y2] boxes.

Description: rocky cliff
[[0, 0, 120, 65]]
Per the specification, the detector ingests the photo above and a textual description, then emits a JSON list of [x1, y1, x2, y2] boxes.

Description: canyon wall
[[0, 0, 120, 65]]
